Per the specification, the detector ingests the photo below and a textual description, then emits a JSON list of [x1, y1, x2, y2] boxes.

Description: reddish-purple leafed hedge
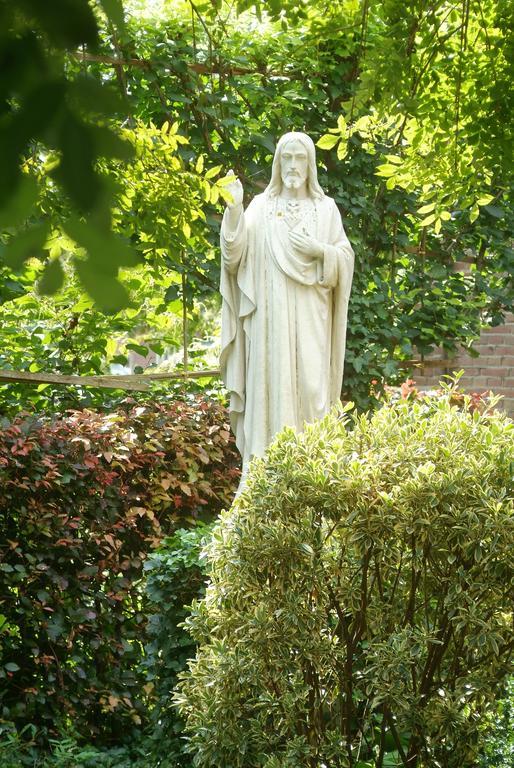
[[0, 397, 239, 741]]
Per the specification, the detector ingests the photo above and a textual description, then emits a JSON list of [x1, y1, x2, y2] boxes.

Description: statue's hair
[[265, 132, 325, 200]]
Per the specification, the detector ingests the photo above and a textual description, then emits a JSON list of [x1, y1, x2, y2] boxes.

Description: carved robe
[[220, 191, 354, 468]]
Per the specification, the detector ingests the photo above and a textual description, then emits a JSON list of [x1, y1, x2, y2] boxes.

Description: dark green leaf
[[99, 0, 126, 31], [20, 0, 99, 48], [0, 175, 39, 229], [1, 222, 50, 269], [37, 258, 65, 296], [73, 257, 130, 313]]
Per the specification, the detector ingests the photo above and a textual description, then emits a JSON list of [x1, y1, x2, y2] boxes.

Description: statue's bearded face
[[280, 139, 309, 191]]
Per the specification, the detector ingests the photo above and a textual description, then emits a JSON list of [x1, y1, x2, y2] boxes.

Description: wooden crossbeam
[[0, 369, 221, 391], [73, 52, 273, 78], [0, 359, 448, 392]]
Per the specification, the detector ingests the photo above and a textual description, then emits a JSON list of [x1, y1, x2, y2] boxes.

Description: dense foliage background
[[0, 0, 513, 410]]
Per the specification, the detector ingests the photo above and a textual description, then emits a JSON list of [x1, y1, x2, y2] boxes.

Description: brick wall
[[411, 313, 514, 416]]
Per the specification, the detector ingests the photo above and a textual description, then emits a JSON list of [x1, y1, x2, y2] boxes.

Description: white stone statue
[[220, 131, 354, 474]]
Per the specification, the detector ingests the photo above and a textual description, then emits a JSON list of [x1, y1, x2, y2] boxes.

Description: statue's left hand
[[289, 231, 324, 260]]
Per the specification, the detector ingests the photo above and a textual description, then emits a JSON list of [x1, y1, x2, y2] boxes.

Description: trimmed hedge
[[0, 397, 239, 743]]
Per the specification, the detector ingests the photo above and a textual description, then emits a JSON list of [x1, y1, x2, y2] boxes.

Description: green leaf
[[0, 175, 39, 229], [420, 213, 437, 227], [99, 0, 126, 31], [54, 109, 101, 211], [417, 202, 436, 215], [337, 141, 348, 160], [1, 222, 50, 269], [316, 134, 339, 150], [375, 164, 397, 177], [23, 0, 99, 47], [64, 219, 139, 271], [205, 165, 223, 180], [37, 259, 65, 296], [90, 125, 135, 160], [73, 258, 130, 313], [126, 343, 149, 357], [249, 133, 275, 153], [483, 205, 503, 218], [68, 75, 126, 117], [4, 663, 20, 672]]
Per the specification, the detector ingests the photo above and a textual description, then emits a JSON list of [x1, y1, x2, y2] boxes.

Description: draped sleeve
[[219, 196, 262, 460], [317, 198, 354, 291], [321, 198, 354, 403]]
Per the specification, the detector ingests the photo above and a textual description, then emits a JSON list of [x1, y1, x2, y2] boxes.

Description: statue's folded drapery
[[220, 191, 354, 467]]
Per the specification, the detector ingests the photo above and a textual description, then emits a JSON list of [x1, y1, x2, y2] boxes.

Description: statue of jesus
[[220, 131, 354, 473]]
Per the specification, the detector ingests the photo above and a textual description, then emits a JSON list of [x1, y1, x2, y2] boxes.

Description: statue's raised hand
[[225, 170, 244, 209]]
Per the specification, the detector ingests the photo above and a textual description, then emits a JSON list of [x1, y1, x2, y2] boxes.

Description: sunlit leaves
[[0, 0, 512, 410]]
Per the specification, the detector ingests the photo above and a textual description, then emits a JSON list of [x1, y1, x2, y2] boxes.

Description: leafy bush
[[479, 677, 514, 768], [0, 721, 165, 768], [143, 524, 213, 764], [0, 397, 239, 743], [176, 392, 514, 768]]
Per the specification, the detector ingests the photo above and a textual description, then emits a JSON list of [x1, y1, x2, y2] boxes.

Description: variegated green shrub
[[176, 393, 514, 768]]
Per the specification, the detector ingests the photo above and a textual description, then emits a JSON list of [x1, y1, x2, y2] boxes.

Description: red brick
[[461, 376, 490, 388], [452, 358, 480, 368], [474, 356, 502, 366], [486, 378, 505, 387], [477, 334, 506, 344], [500, 356, 514, 367], [472, 345, 495, 354]]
